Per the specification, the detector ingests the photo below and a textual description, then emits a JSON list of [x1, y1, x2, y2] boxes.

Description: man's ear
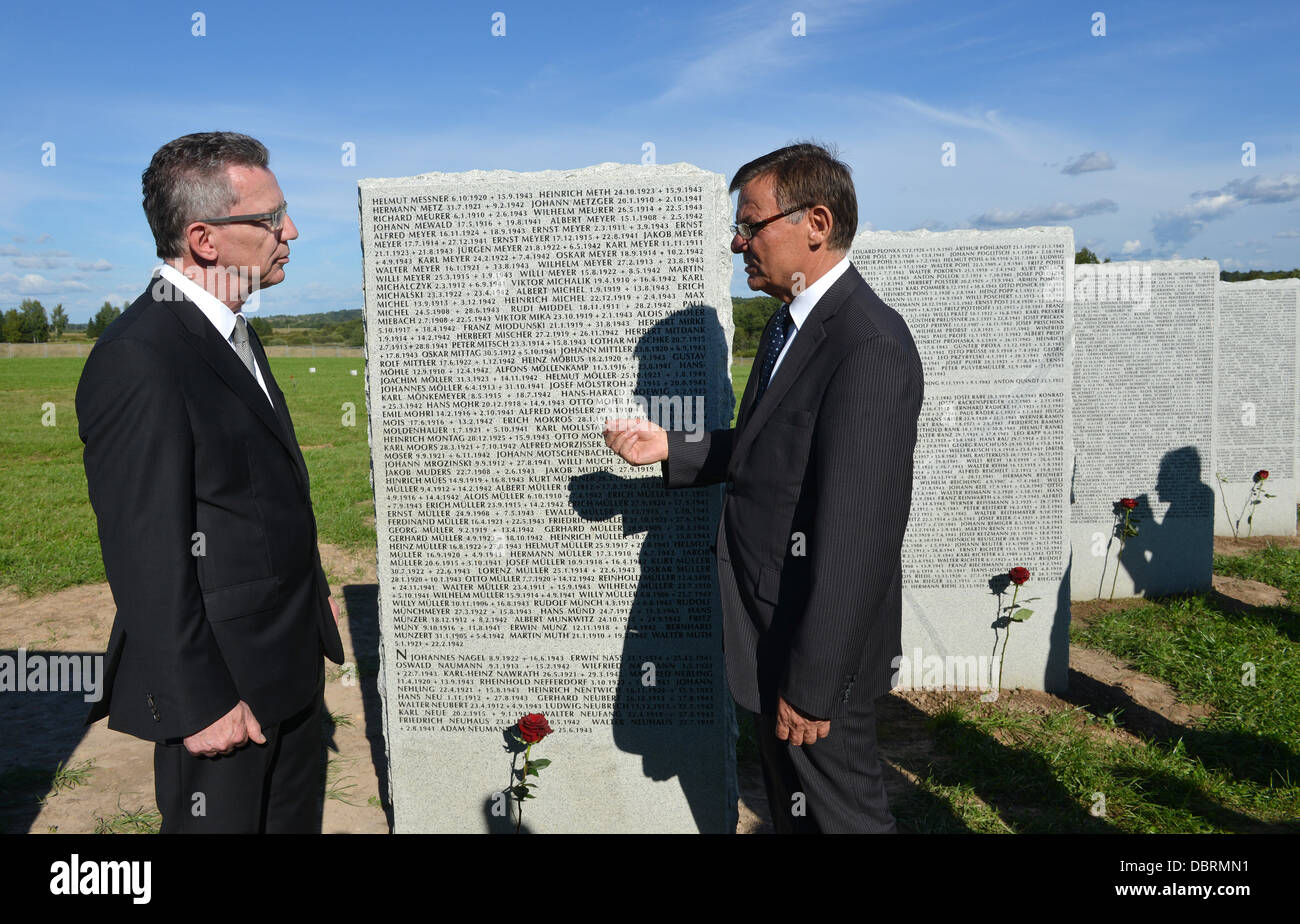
[[185, 222, 218, 262], [806, 205, 834, 247]]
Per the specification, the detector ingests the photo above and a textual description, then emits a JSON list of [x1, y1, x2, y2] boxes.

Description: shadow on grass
[[739, 695, 1111, 833], [1065, 662, 1300, 795]]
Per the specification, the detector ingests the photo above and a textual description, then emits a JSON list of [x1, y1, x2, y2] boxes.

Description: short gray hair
[[730, 141, 858, 252], [142, 132, 270, 259]]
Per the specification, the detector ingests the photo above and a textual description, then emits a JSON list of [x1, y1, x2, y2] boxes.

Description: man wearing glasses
[[605, 143, 923, 832], [77, 132, 344, 832]]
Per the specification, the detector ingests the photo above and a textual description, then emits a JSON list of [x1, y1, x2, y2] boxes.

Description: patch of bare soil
[[1066, 645, 1213, 736], [0, 542, 388, 834], [1214, 534, 1300, 557], [1210, 573, 1288, 609]]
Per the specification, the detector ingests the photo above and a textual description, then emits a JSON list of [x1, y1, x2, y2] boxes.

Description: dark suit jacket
[[664, 264, 923, 719], [76, 277, 345, 743]]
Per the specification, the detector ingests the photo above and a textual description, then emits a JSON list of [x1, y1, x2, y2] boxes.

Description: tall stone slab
[[359, 164, 737, 832], [850, 227, 1072, 693], [1214, 278, 1300, 537], [1071, 261, 1218, 599]]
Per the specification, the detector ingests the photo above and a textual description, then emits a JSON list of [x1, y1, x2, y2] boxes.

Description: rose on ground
[[517, 713, 552, 743], [1008, 567, 1030, 585], [1120, 497, 1138, 509]]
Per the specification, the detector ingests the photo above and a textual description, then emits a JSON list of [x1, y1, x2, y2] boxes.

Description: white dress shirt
[[158, 263, 274, 406], [767, 254, 853, 384]]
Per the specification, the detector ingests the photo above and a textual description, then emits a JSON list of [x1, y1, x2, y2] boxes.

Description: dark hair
[[730, 141, 857, 251], [142, 132, 270, 259]]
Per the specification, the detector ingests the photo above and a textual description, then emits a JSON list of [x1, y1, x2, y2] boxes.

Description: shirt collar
[[157, 262, 241, 340], [787, 254, 853, 332]]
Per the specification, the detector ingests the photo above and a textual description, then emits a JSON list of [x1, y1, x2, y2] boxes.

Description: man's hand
[[775, 696, 830, 747], [603, 418, 668, 466], [183, 700, 266, 757], [329, 596, 340, 625]]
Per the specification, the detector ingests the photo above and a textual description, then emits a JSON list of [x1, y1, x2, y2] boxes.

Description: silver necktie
[[231, 314, 257, 378]]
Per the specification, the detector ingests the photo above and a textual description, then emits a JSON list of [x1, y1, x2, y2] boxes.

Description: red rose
[[1255, 470, 1269, 481], [1008, 567, 1030, 586], [1120, 498, 1137, 509], [517, 713, 552, 743]]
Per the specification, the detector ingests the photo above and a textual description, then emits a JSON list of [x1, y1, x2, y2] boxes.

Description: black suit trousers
[[754, 695, 896, 834], [153, 664, 325, 834]]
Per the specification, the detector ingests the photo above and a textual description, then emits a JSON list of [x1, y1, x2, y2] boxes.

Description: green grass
[[324, 757, 362, 805], [1072, 592, 1299, 787], [270, 359, 374, 553], [49, 758, 95, 794], [0, 358, 106, 594], [888, 545, 1300, 833], [730, 358, 752, 419], [1214, 545, 1300, 601], [94, 803, 161, 834], [899, 695, 1297, 833]]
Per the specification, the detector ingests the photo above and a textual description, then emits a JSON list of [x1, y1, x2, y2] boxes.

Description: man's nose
[[281, 211, 299, 242], [730, 233, 747, 254]]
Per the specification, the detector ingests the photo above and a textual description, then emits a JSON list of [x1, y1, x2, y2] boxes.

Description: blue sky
[[2, 0, 1297, 321]]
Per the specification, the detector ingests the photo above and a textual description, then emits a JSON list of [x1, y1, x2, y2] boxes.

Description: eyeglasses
[[731, 203, 814, 241], [198, 201, 288, 232]]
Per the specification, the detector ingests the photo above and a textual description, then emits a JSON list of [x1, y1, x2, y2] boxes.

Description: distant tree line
[[261, 309, 361, 329], [1075, 247, 1112, 264], [2, 299, 68, 343], [259, 314, 362, 347], [732, 296, 781, 358], [1220, 268, 1300, 282]]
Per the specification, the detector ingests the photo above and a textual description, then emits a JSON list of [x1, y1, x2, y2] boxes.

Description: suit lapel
[[163, 291, 305, 472], [732, 265, 864, 465]]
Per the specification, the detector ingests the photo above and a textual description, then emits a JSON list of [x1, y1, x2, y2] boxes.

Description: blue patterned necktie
[[753, 303, 792, 406]]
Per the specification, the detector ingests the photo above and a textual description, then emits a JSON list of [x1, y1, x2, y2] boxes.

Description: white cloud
[[971, 199, 1117, 228], [77, 258, 113, 272], [1154, 174, 1300, 247], [1152, 192, 1238, 245], [12, 255, 67, 270], [1061, 151, 1116, 175], [1121, 240, 1142, 254], [0, 272, 92, 295], [1274, 230, 1300, 238], [1221, 174, 1300, 204]]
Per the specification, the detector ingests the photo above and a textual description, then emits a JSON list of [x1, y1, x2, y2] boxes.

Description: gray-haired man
[[77, 132, 344, 832]]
